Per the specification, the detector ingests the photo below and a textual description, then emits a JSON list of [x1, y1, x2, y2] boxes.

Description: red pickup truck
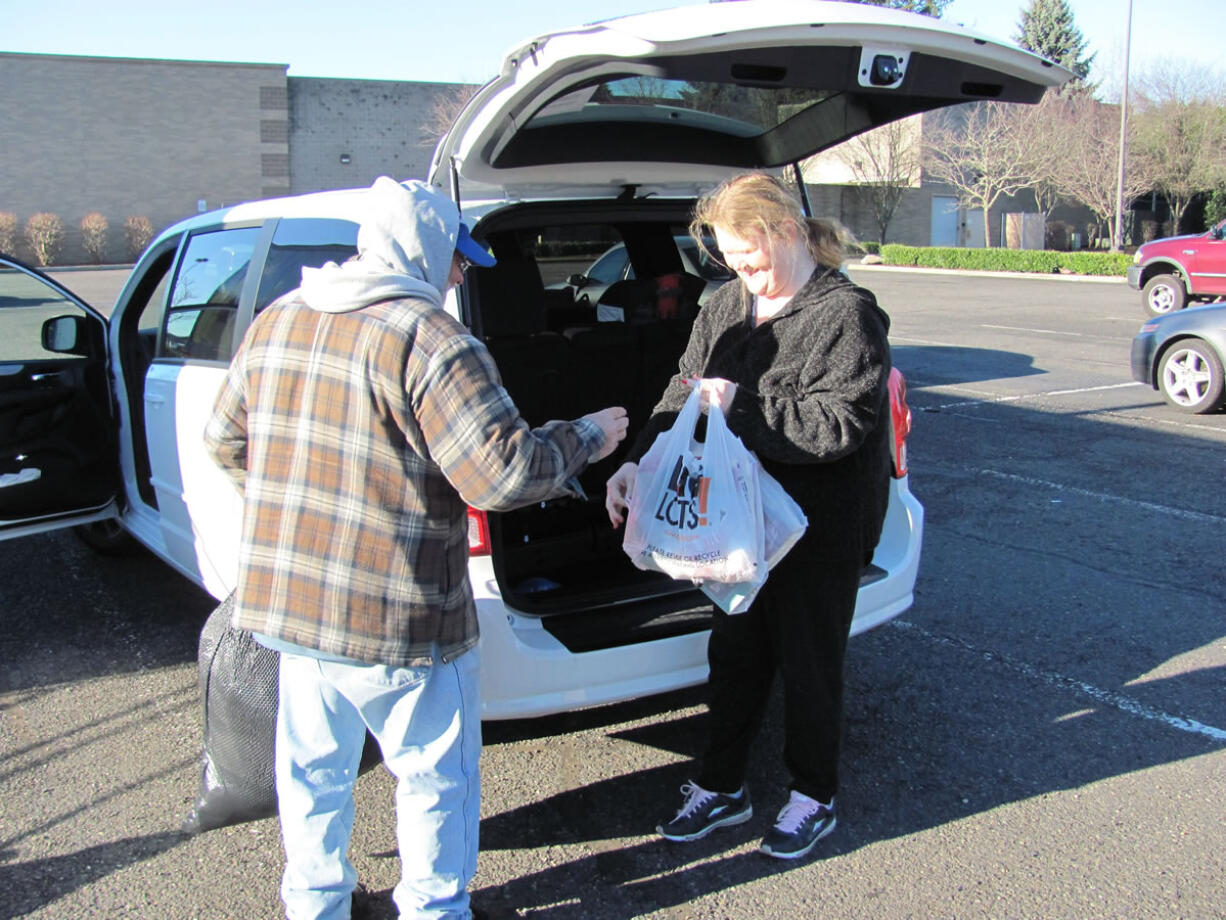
[[1128, 219, 1226, 315]]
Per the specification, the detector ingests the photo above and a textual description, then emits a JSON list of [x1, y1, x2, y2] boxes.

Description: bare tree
[[1046, 94, 1157, 249], [418, 84, 480, 150], [922, 102, 1032, 247], [835, 117, 922, 243], [1131, 64, 1226, 234], [1013, 92, 1071, 220]]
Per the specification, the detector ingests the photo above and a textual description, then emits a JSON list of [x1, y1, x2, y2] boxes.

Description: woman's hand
[[683, 376, 738, 411], [605, 461, 638, 529]]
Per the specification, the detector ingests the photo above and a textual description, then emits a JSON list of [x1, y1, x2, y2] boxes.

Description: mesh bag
[[182, 593, 380, 834], [181, 594, 281, 833]]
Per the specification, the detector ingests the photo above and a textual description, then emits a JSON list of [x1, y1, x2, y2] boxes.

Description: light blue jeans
[[275, 647, 481, 920]]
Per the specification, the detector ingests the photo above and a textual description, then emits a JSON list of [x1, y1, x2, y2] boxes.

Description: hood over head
[[299, 177, 462, 313]]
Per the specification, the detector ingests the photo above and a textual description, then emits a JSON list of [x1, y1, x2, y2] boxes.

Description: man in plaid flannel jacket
[[204, 177, 627, 920]]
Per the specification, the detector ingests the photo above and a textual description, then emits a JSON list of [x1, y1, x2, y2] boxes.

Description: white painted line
[[891, 620, 1226, 743], [970, 468, 1226, 525], [1129, 413, 1226, 436], [981, 323, 1083, 337], [889, 335, 964, 347], [925, 381, 1143, 411], [1044, 382, 1146, 396]]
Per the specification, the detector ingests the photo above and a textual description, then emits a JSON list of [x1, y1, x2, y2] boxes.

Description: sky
[[2, 0, 1221, 92]]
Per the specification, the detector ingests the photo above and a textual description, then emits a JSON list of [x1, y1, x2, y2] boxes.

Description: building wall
[[288, 78, 475, 194], [0, 53, 289, 265], [800, 184, 932, 247]]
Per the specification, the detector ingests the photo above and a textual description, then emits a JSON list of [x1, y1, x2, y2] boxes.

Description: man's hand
[[582, 406, 629, 462], [604, 461, 637, 529]]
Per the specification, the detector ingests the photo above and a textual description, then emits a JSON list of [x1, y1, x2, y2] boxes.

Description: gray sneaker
[[758, 791, 837, 859], [657, 781, 752, 842]]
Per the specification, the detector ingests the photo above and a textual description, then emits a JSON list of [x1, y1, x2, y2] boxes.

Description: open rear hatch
[[431, 0, 1070, 199], [437, 1, 1069, 641]]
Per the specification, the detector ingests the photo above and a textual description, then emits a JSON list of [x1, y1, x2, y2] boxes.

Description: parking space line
[[891, 620, 1226, 743], [971, 468, 1226, 525], [921, 381, 1143, 412], [1111, 411, 1226, 436], [981, 323, 1084, 337]]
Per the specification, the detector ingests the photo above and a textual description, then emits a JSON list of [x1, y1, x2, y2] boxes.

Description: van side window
[[0, 265, 93, 363], [159, 228, 261, 362], [254, 218, 359, 314]]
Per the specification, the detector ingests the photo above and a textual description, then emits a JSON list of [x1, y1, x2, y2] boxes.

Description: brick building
[[0, 52, 472, 265]]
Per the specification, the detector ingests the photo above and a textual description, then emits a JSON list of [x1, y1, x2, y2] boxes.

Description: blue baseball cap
[[456, 223, 496, 267]]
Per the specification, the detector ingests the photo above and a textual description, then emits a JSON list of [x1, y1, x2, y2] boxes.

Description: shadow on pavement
[[0, 830, 190, 920]]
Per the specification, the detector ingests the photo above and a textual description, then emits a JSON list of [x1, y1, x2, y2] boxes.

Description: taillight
[[467, 507, 491, 556], [888, 367, 912, 478]]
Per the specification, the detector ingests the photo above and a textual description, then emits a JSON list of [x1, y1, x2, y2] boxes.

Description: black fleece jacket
[[626, 266, 893, 563]]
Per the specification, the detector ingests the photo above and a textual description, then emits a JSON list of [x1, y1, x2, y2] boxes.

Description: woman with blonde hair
[[606, 172, 893, 860]]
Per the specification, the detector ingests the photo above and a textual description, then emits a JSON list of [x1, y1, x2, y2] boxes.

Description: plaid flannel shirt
[[204, 292, 602, 665]]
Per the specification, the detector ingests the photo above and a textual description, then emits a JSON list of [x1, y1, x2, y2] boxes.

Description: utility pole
[[1113, 0, 1134, 251]]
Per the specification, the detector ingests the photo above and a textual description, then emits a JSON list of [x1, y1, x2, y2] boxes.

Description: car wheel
[[1158, 340, 1226, 413], [73, 519, 142, 556], [1143, 274, 1187, 315]]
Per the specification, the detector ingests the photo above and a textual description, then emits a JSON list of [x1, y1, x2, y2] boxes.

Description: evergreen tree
[[1014, 0, 1096, 93], [840, 0, 952, 17]]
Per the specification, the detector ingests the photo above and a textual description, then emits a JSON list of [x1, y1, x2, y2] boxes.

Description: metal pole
[[1113, 0, 1134, 251]]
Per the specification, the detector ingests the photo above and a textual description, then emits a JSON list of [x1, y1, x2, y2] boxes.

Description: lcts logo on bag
[[654, 455, 711, 530]]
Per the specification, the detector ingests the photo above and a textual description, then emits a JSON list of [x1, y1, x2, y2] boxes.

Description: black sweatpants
[[697, 526, 862, 805]]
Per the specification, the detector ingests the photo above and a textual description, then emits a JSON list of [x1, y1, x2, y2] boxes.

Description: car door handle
[[30, 371, 65, 382], [145, 394, 167, 408]]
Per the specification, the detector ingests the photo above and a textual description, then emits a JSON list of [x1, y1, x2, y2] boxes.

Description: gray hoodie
[[299, 176, 459, 314]]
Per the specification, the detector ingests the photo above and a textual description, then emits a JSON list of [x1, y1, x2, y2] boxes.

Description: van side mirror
[[41, 315, 90, 356], [567, 273, 590, 287]]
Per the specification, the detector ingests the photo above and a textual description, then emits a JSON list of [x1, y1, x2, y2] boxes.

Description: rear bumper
[[471, 475, 925, 720]]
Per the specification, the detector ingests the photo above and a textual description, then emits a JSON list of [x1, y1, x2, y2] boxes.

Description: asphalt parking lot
[[3, 265, 1224, 919]]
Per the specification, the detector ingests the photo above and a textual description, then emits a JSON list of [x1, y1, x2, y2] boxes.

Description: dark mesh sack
[[183, 593, 381, 834], [181, 593, 281, 833]]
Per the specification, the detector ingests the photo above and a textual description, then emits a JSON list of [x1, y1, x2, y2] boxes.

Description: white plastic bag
[[701, 455, 807, 614], [623, 388, 764, 584]]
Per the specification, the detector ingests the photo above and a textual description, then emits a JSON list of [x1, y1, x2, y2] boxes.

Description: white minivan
[[0, 1, 1067, 717]]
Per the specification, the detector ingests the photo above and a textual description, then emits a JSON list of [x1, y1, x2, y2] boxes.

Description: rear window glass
[[528, 77, 830, 136], [255, 218, 358, 313]]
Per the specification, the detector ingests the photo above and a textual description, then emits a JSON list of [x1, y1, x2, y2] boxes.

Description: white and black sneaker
[[657, 781, 752, 842], [758, 791, 837, 859]]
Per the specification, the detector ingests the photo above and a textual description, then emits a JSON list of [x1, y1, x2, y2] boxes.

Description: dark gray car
[[1131, 303, 1226, 413]]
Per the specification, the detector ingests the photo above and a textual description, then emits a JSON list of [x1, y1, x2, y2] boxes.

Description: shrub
[[878, 244, 1130, 277], [81, 212, 109, 263], [0, 212, 17, 256], [123, 215, 154, 259], [25, 213, 65, 266]]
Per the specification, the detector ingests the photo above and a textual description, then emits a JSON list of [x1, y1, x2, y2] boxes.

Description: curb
[[42, 263, 136, 272], [847, 262, 1127, 284]]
